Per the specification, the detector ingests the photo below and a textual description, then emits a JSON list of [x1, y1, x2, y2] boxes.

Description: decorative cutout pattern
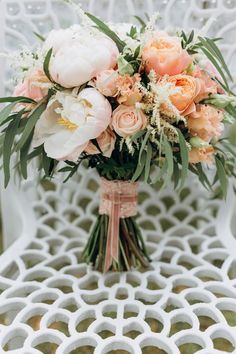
[[0, 0, 236, 353], [0, 167, 236, 353]]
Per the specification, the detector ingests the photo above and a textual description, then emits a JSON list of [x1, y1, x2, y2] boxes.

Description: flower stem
[[83, 214, 151, 272]]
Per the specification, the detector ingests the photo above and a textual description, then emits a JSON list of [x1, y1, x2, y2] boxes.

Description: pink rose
[[13, 69, 48, 102], [85, 127, 116, 157], [112, 105, 147, 137], [142, 33, 192, 77], [192, 67, 218, 102], [188, 104, 224, 142], [189, 146, 215, 164], [96, 70, 119, 97]]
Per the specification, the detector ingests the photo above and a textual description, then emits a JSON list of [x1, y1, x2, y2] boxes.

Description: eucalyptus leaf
[[33, 31, 46, 42], [85, 12, 126, 52], [130, 129, 146, 142], [162, 135, 174, 188], [177, 128, 189, 189], [0, 96, 35, 104], [144, 142, 152, 183], [215, 156, 228, 199], [132, 151, 146, 181], [3, 111, 22, 187], [0, 102, 18, 126], [20, 130, 34, 179], [16, 101, 47, 151], [139, 130, 151, 164], [43, 48, 53, 82]]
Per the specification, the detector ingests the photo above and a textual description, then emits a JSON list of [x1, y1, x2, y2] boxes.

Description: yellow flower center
[[58, 117, 78, 130]]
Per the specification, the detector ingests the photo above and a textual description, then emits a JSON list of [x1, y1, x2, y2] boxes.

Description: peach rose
[[13, 69, 48, 102], [160, 74, 201, 116], [112, 105, 147, 137], [85, 127, 116, 157], [188, 104, 223, 141], [96, 69, 119, 97], [192, 67, 218, 102], [116, 74, 142, 106], [189, 146, 215, 164], [142, 33, 192, 76]]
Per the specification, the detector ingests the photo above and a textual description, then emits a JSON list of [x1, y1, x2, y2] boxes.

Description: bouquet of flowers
[[0, 4, 236, 272]]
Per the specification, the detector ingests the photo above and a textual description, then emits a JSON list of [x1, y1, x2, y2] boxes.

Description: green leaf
[[215, 156, 228, 199], [173, 161, 181, 189], [16, 101, 46, 151], [43, 48, 53, 82], [188, 30, 194, 44], [151, 158, 168, 184], [58, 166, 73, 173], [20, 130, 34, 179], [26, 145, 43, 162], [195, 163, 212, 190], [0, 114, 16, 128], [42, 150, 52, 177], [139, 130, 151, 164], [130, 129, 146, 142], [85, 12, 126, 52], [162, 135, 174, 188], [63, 164, 79, 183], [144, 142, 152, 183], [33, 31, 46, 42], [134, 15, 146, 28], [198, 36, 232, 89], [0, 102, 18, 126], [3, 111, 22, 187], [0, 96, 35, 104], [177, 128, 189, 189], [133, 45, 141, 59], [204, 37, 232, 80], [132, 151, 146, 181], [200, 46, 229, 90], [90, 138, 102, 154]]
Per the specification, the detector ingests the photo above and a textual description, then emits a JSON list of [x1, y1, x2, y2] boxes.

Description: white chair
[[0, 1, 236, 353]]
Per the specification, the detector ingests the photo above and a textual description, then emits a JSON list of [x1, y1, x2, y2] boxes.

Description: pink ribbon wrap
[[99, 178, 138, 272]]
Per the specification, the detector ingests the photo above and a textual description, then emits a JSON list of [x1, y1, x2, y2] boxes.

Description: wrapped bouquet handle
[[99, 179, 138, 272], [83, 178, 150, 272]]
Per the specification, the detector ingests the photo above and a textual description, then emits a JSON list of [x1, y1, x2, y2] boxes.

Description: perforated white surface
[[0, 1, 236, 353]]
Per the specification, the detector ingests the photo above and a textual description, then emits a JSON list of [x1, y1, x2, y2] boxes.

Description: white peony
[[33, 88, 112, 161], [46, 27, 119, 88], [43, 25, 81, 54]]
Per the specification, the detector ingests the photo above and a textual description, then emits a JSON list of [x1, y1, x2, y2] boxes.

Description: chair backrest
[[0, 0, 236, 250]]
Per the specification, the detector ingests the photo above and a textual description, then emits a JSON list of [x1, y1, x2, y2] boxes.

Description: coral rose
[[188, 104, 223, 141], [160, 74, 201, 116], [112, 105, 147, 137], [86, 127, 116, 157], [96, 70, 119, 97], [189, 146, 215, 164], [142, 33, 192, 76]]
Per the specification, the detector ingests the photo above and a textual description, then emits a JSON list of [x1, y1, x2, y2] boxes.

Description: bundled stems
[[83, 214, 151, 272]]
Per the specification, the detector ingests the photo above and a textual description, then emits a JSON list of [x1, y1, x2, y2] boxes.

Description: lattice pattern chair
[[0, 1, 236, 353]]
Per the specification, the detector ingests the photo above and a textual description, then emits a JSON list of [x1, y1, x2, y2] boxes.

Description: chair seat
[[0, 170, 235, 354]]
